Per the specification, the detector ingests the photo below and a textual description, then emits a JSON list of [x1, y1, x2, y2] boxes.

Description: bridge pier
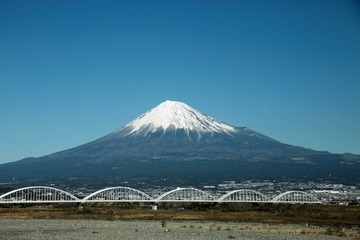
[[151, 203, 158, 210]]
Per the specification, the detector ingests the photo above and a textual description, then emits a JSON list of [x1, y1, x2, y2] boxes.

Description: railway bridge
[[0, 186, 321, 204]]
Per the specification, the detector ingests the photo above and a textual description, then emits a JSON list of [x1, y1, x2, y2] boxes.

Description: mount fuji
[[0, 100, 359, 187]]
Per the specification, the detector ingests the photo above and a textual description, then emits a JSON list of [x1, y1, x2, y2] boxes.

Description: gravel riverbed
[[0, 219, 357, 240]]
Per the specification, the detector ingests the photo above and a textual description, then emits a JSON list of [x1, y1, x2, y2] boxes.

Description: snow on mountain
[[118, 100, 236, 137]]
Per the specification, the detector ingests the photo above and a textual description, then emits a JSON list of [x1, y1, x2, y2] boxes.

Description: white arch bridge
[[0, 186, 321, 204]]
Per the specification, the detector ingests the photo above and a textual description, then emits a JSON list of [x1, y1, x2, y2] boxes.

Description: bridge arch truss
[[272, 191, 321, 203], [156, 188, 215, 202], [218, 189, 271, 202], [82, 187, 154, 203], [0, 186, 80, 203]]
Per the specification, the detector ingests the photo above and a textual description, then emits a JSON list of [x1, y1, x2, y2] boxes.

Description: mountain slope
[[0, 100, 359, 186]]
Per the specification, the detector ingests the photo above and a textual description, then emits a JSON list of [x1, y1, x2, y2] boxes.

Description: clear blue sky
[[1, 0, 360, 164]]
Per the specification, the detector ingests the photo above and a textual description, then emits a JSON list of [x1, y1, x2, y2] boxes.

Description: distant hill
[[0, 100, 359, 187]]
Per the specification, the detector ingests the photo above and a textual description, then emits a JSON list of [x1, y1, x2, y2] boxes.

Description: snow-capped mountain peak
[[120, 100, 236, 137]]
